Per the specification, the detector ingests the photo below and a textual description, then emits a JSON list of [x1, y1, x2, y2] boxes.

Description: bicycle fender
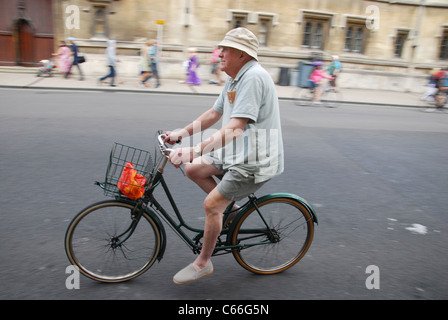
[[240, 193, 318, 225], [267, 193, 317, 224]]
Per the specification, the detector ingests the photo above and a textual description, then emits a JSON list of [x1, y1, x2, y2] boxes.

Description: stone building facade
[[11, 0, 448, 91]]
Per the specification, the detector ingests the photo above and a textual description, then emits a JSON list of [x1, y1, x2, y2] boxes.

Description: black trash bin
[[278, 67, 290, 86]]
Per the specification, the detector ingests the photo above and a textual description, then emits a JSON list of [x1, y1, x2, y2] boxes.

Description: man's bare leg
[[194, 188, 232, 270], [184, 159, 232, 270], [184, 157, 221, 193]]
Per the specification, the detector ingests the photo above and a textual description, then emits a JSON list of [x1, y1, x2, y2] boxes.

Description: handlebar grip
[[157, 133, 174, 157]]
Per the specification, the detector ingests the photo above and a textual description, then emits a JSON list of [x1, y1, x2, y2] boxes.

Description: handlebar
[[156, 131, 187, 175], [157, 132, 174, 158]]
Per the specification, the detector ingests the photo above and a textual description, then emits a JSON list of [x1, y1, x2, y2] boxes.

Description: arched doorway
[[15, 19, 35, 66], [0, 1, 54, 66]]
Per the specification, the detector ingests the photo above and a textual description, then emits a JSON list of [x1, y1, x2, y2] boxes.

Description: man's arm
[[168, 116, 249, 168], [165, 107, 222, 143], [198, 117, 248, 155]]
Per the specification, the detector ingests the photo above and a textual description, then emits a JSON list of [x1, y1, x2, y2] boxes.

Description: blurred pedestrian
[[327, 55, 341, 90], [138, 40, 152, 87], [186, 48, 201, 86], [52, 40, 71, 76], [421, 68, 440, 102], [209, 46, 222, 85], [65, 37, 84, 80], [98, 40, 118, 87], [142, 39, 162, 88]]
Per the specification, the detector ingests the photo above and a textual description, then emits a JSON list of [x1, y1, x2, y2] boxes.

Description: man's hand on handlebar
[[160, 130, 200, 168], [168, 146, 198, 168], [163, 130, 186, 145]]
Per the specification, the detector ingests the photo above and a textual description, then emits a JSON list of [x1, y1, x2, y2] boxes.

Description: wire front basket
[[102, 143, 154, 198]]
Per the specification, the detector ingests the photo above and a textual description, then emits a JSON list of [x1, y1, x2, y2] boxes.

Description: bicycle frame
[[143, 160, 257, 255]]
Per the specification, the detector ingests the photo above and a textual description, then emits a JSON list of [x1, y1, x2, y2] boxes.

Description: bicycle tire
[[65, 200, 161, 283], [322, 89, 341, 108], [292, 87, 313, 106], [231, 197, 314, 275]]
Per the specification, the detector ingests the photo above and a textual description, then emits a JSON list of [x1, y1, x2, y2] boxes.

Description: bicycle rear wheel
[[65, 200, 161, 283], [292, 87, 313, 106], [231, 197, 314, 274]]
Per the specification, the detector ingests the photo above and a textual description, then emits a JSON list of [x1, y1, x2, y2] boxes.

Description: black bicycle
[[64, 132, 318, 283]]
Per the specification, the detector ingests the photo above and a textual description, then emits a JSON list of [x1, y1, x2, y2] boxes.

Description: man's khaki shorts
[[202, 155, 268, 201]]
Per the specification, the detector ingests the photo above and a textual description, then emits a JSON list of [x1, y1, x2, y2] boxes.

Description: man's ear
[[240, 51, 251, 62]]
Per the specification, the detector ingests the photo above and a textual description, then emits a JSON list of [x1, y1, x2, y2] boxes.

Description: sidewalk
[[0, 67, 429, 108]]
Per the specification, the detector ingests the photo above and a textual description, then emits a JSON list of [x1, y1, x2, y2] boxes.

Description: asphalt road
[[1, 88, 447, 301]]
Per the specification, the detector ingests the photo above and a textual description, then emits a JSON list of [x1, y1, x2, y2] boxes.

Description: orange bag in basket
[[117, 162, 146, 199]]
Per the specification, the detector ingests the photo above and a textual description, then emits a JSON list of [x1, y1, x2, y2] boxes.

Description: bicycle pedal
[[223, 211, 238, 227]]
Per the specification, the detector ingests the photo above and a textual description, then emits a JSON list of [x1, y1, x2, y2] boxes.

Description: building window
[[394, 30, 409, 58], [232, 14, 248, 29], [302, 19, 328, 50], [298, 10, 335, 51], [259, 19, 270, 47], [92, 6, 108, 39], [345, 23, 365, 53], [440, 29, 448, 60]]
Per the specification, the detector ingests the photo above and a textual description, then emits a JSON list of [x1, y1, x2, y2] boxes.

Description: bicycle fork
[[111, 199, 148, 248]]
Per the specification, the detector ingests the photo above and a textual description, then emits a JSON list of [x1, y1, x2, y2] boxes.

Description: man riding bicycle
[[163, 28, 284, 285]]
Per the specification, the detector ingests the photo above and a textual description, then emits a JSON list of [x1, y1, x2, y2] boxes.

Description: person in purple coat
[[186, 48, 201, 86]]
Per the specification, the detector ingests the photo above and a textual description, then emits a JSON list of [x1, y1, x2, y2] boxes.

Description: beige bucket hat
[[218, 27, 259, 61]]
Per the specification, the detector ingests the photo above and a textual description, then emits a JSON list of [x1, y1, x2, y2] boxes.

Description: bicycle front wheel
[[292, 87, 313, 106], [231, 197, 314, 275], [65, 200, 161, 283], [322, 89, 342, 108]]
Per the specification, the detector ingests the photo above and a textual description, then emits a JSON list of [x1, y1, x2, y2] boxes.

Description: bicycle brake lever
[[178, 166, 186, 176]]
